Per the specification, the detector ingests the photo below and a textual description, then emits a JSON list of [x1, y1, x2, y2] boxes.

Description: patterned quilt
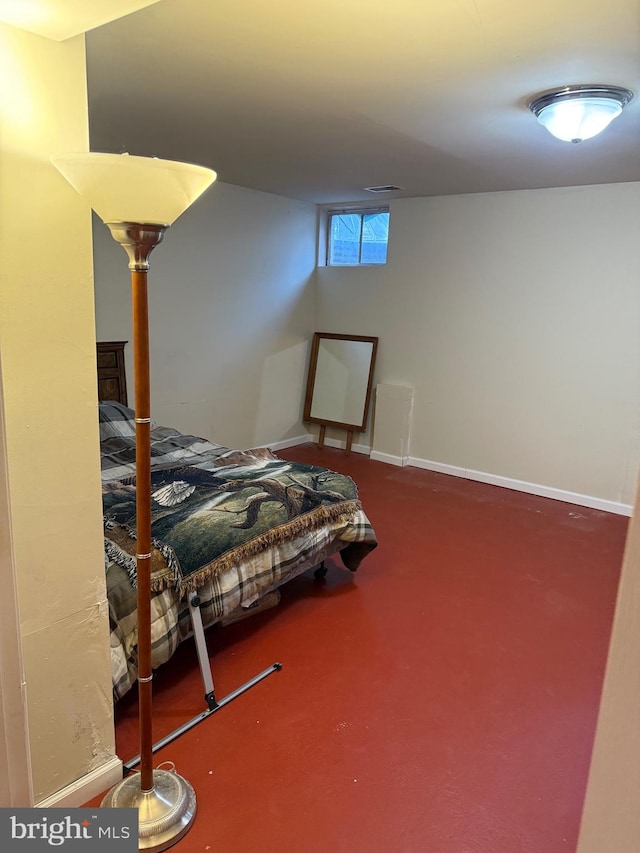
[[103, 454, 373, 595], [99, 402, 378, 700]]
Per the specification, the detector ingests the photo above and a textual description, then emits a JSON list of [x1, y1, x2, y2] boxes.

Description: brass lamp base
[[101, 768, 196, 851]]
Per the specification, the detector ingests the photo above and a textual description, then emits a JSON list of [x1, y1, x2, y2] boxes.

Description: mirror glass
[[303, 333, 378, 431]]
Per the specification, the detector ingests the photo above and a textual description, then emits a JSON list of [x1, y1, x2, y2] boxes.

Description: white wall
[[0, 22, 116, 804], [316, 183, 640, 508], [94, 181, 317, 449]]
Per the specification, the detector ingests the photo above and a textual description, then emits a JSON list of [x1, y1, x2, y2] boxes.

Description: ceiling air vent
[[364, 184, 403, 193]]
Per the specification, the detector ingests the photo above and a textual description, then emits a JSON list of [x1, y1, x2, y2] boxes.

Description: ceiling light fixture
[[528, 85, 634, 143]]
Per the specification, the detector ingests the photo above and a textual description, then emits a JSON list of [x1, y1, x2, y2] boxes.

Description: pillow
[[98, 400, 137, 441]]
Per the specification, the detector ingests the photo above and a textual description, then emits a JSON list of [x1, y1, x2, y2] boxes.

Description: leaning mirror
[[303, 332, 378, 452]]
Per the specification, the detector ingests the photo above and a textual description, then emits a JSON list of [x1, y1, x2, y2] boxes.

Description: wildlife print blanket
[[102, 451, 373, 594]]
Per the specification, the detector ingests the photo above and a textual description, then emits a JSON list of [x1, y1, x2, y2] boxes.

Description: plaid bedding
[[100, 400, 231, 483], [100, 402, 378, 700]]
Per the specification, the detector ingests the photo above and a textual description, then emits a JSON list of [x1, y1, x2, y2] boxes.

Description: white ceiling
[[0, 0, 159, 41], [84, 0, 640, 204]]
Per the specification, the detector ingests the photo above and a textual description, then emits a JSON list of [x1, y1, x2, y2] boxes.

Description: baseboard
[[370, 450, 409, 467], [272, 433, 371, 456], [407, 456, 633, 517], [317, 436, 371, 455], [264, 439, 632, 516], [35, 756, 123, 808], [265, 434, 312, 451]]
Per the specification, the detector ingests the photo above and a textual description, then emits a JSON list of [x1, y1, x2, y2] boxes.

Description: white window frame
[[324, 206, 390, 267]]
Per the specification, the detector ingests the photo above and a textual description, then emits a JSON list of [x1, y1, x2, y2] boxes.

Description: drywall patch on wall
[[371, 383, 413, 466]]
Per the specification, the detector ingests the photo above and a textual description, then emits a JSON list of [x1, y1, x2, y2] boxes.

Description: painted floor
[[88, 445, 627, 852]]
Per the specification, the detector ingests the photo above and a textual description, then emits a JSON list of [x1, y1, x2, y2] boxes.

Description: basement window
[[326, 208, 389, 266]]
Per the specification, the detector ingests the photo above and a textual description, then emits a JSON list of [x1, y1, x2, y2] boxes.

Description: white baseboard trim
[[407, 456, 633, 517], [271, 433, 371, 456], [370, 450, 410, 467], [267, 434, 313, 451], [35, 756, 123, 808], [262, 439, 631, 516], [317, 436, 371, 455]]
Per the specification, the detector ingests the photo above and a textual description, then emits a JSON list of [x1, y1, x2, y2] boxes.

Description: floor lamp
[[52, 152, 217, 851]]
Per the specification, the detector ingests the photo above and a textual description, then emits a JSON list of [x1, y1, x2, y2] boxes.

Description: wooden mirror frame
[[303, 333, 378, 443]]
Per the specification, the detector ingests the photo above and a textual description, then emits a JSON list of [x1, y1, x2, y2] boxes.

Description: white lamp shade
[[51, 152, 217, 225], [536, 97, 623, 142]]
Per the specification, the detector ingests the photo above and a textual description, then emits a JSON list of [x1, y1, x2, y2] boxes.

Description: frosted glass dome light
[[528, 85, 634, 143]]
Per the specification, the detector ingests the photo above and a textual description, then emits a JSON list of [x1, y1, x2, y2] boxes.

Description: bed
[[100, 394, 378, 703]]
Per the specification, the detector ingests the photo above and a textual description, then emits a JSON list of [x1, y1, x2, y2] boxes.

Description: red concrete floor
[[88, 445, 628, 852]]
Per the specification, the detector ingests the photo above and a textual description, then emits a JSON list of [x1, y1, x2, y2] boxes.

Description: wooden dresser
[[97, 341, 128, 405]]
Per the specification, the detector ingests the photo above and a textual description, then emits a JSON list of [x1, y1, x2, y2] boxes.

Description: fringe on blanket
[[178, 499, 363, 595], [104, 518, 181, 591], [104, 499, 363, 596]]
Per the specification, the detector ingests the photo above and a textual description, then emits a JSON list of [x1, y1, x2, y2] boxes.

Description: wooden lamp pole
[[115, 225, 163, 796], [98, 223, 199, 851]]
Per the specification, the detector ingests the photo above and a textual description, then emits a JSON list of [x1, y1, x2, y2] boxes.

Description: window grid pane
[[327, 209, 389, 266], [360, 212, 389, 264], [329, 213, 361, 265]]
